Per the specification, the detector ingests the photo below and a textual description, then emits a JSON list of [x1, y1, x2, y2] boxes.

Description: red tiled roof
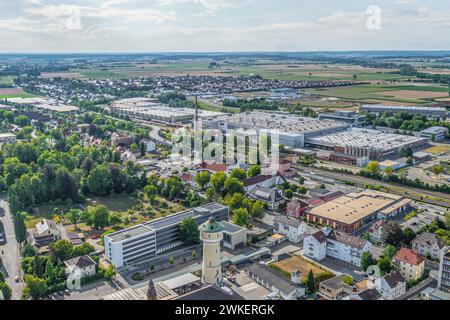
[[206, 163, 228, 172], [312, 230, 327, 244], [394, 247, 424, 266], [181, 173, 193, 182]]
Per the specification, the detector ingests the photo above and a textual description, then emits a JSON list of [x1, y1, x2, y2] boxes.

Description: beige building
[[394, 247, 425, 281], [221, 221, 247, 251], [199, 217, 224, 285], [305, 190, 411, 233]]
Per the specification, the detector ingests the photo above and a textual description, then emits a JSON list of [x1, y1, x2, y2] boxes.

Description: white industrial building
[[104, 203, 228, 268], [360, 104, 448, 120], [202, 111, 349, 148], [110, 97, 224, 124], [420, 126, 448, 142], [306, 128, 427, 160]]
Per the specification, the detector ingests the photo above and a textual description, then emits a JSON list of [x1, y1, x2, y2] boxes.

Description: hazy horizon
[[1, 1, 450, 53]]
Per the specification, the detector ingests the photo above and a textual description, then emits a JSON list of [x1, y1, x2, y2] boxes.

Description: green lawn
[[0, 93, 36, 99], [75, 69, 128, 80], [304, 84, 436, 104], [0, 76, 16, 85]]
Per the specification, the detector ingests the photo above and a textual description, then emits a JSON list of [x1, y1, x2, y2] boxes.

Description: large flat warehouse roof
[[204, 111, 348, 134], [308, 190, 410, 225], [306, 128, 427, 151]]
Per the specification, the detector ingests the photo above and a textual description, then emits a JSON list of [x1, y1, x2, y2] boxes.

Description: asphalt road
[[0, 197, 23, 299]]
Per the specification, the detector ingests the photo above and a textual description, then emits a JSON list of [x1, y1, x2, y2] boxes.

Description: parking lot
[[401, 210, 444, 233]]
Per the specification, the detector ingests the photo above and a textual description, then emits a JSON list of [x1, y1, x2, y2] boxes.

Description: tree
[[343, 275, 353, 285], [86, 165, 112, 196], [226, 193, 246, 212], [230, 168, 247, 181], [224, 177, 244, 195], [21, 244, 37, 258], [361, 251, 375, 272], [377, 256, 393, 276], [0, 282, 12, 300], [168, 257, 175, 265], [179, 217, 200, 245], [192, 250, 197, 259], [445, 213, 450, 229], [431, 165, 445, 179], [284, 189, 293, 199], [251, 201, 265, 221], [23, 275, 48, 300], [247, 165, 261, 178], [140, 142, 146, 157], [382, 221, 405, 248], [211, 172, 227, 193], [67, 209, 81, 230], [103, 265, 117, 280], [51, 240, 73, 261], [233, 208, 249, 227], [367, 161, 380, 175], [73, 242, 95, 257], [13, 211, 27, 243], [205, 187, 216, 201], [88, 205, 110, 229], [144, 184, 158, 202], [44, 259, 57, 286], [306, 269, 315, 294], [382, 244, 397, 259], [403, 227, 416, 245], [195, 171, 211, 190]]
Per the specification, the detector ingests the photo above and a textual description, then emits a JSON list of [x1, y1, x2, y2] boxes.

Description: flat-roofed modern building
[[305, 190, 411, 233], [104, 203, 228, 268], [420, 126, 448, 142], [360, 104, 448, 119], [202, 111, 349, 148], [306, 128, 427, 160], [319, 111, 366, 127], [438, 247, 450, 293], [109, 97, 224, 124]]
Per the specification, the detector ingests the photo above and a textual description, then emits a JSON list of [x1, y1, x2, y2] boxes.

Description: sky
[[1, 0, 450, 53]]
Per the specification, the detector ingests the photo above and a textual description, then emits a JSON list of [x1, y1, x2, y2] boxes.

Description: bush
[[131, 272, 144, 281]]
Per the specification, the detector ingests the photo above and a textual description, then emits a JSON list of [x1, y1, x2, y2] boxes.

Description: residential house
[[303, 227, 372, 267], [303, 230, 327, 261], [412, 232, 445, 260], [375, 270, 406, 300], [247, 186, 285, 211], [141, 139, 156, 152], [111, 133, 135, 147], [342, 288, 383, 300], [262, 159, 294, 177], [121, 151, 137, 163], [286, 198, 309, 219], [64, 255, 97, 280], [198, 162, 228, 174], [273, 215, 306, 243], [368, 220, 387, 244], [31, 219, 60, 247], [249, 264, 305, 300], [242, 173, 285, 192], [180, 173, 196, 188], [393, 247, 425, 281]]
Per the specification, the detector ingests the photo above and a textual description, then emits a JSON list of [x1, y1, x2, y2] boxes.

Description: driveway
[[0, 197, 23, 299]]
